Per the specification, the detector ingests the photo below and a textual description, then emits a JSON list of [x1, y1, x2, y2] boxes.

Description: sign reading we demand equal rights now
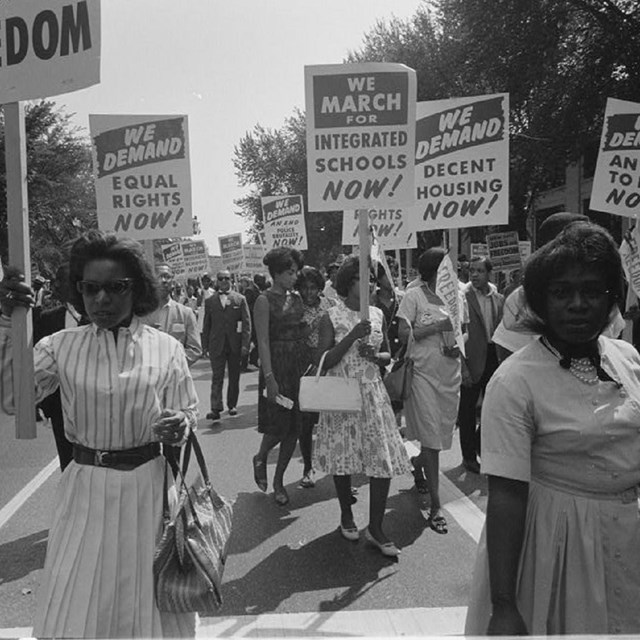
[[90, 114, 193, 240], [305, 63, 417, 211], [591, 98, 640, 219], [414, 93, 510, 231]]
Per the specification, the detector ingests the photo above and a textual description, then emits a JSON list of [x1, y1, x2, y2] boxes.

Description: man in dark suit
[[202, 270, 251, 421], [458, 256, 504, 474], [34, 265, 86, 471]]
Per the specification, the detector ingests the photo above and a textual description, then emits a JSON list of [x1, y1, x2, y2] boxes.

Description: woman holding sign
[[0, 231, 198, 638], [397, 248, 467, 535]]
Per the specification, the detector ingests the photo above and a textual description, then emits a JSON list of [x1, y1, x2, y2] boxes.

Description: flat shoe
[[252, 455, 267, 492], [364, 528, 400, 557], [339, 524, 359, 541], [299, 473, 315, 488], [426, 509, 448, 535], [274, 487, 289, 506]]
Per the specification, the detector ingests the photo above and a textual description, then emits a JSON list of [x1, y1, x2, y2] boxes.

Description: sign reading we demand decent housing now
[[414, 93, 509, 231], [90, 114, 193, 240], [305, 63, 417, 211]]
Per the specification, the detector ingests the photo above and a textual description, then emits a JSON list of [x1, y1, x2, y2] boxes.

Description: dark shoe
[[463, 459, 480, 474], [426, 509, 448, 535], [274, 487, 289, 506], [410, 456, 429, 494], [206, 411, 220, 421], [228, 408, 238, 416], [252, 455, 268, 492], [364, 528, 400, 557]]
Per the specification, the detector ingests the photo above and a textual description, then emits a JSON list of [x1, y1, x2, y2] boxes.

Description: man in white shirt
[[141, 263, 202, 366], [458, 256, 504, 473]]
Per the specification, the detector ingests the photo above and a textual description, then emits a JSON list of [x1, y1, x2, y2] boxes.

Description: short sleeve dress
[[312, 301, 410, 478], [397, 285, 463, 450], [465, 336, 640, 635], [257, 289, 307, 438]]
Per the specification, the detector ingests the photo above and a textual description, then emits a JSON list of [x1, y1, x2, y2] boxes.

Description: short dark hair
[[537, 212, 589, 248], [418, 247, 447, 282], [470, 255, 493, 272], [335, 256, 362, 297], [262, 247, 304, 278], [295, 266, 325, 291], [524, 222, 622, 328], [68, 230, 160, 316]]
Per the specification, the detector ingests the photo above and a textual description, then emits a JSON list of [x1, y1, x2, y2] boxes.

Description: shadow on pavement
[[0, 529, 48, 584], [443, 463, 488, 499]]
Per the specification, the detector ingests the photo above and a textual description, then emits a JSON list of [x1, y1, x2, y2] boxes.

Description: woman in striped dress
[[0, 231, 199, 638]]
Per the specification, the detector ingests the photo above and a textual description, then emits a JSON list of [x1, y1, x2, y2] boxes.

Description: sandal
[[274, 487, 289, 506], [426, 509, 448, 535], [410, 456, 429, 494], [252, 455, 267, 492], [299, 472, 315, 489]]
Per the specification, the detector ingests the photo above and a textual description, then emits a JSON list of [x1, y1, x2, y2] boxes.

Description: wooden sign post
[[358, 210, 370, 321], [5, 102, 36, 438]]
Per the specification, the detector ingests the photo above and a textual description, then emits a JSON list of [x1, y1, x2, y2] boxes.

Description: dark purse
[[154, 431, 233, 615], [383, 332, 415, 403]]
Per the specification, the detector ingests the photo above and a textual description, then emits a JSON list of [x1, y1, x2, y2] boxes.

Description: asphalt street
[[0, 359, 488, 636]]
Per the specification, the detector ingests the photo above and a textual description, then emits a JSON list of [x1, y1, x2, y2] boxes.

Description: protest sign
[[619, 224, 640, 298], [342, 207, 417, 249], [470, 243, 489, 259], [0, 0, 100, 103], [242, 244, 267, 273], [486, 231, 522, 271], [181, 240, 208, 277], [90, 114, 193, 240], [218, 233, 244, 274], [414, 93, 509, 231], [305, 62, 417, 211], [519, 241, 532, 264], [261, 194, 308, 249], [591, 97, 640, 218], [435, 254, 465, 356], [161, 241, 186, 278], [208, 255, 225, 276]]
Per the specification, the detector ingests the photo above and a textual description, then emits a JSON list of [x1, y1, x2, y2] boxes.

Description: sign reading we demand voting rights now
[[305, 63, 417, 211], [90, 114, 193, 240], [414, 93, 509, 231]]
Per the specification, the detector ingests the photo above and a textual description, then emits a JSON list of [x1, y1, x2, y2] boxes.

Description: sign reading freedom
[[0, 0, 101, 103]]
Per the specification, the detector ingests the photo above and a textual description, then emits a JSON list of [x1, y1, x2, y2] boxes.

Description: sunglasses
[[218, 276, 231, 281], [77, 278, 134, 296]]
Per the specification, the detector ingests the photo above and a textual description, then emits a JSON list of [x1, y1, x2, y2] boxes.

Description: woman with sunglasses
[[465, 223, 640, 635], [0, 230, 199, 638]]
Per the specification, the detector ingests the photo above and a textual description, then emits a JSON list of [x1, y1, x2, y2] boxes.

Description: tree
[[0, 100, 97, 276], [233, 109, 344, 268]]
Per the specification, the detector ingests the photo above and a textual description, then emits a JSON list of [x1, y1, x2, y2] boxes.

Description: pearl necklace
[[541, 337, 599, 385]]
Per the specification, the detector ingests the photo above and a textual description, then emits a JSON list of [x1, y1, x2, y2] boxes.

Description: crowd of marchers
[[1, 212, 639, 637]]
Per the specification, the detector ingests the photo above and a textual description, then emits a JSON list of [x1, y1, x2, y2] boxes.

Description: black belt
[[73, 443, 161, 471]]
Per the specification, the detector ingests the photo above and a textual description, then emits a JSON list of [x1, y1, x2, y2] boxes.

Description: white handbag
[[298, 351, 363, 413]]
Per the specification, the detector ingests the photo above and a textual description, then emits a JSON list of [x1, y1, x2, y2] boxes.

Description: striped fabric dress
[[0, 316, 199, 638]]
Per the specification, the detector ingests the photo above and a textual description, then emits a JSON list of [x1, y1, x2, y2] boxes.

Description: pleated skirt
[[34, 457, 196, 638]]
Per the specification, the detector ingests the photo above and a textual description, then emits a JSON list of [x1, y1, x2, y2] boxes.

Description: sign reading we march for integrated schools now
[[342, 208, 417, 250], [305, 63, 417, 211], [90, 114, 193, 240], [0, 0, 100, 103], [161, 240, 208, 278], [591, 97, 640, 219], [261, 194, 308, 249], [414, 93, 509, 231]]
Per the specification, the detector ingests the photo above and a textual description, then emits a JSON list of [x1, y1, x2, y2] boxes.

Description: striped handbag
[[154, 432, 234, 615]]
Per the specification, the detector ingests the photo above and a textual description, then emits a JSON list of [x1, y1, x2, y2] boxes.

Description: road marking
[[405, 441, 485, 543], [0, 606, 468, 638], [0, 458, 58, 530]]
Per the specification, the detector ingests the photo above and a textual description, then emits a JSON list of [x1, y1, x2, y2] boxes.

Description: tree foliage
[[0, 100, 96, 276]]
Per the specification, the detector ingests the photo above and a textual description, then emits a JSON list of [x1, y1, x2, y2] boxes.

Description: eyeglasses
[[217, 276, 231, 281], [547, 284, 610, 303], [76, 279, 134, 296]]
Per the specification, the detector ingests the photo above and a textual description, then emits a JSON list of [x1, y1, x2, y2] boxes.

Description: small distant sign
[[486, 231, 522, 271]]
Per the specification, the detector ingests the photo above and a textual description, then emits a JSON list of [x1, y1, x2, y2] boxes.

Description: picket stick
[[5, 102, 36, 439], [394, 248, 403, 289], [358, 210, 370, 321]]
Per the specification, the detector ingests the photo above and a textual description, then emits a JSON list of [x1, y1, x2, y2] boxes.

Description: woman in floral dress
[[314, 257, 410, 557]]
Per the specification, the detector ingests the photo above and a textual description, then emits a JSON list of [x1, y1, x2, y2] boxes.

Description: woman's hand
[[348, 319, 371, 342], [152, 409, 189, 445], [438, 317, 454, 332], [265, 374, 279, 402], [0, 268, 35, 316], [357, 341, 377, 361], [487, 603, 528, 636], [442, 344, 460, 359]]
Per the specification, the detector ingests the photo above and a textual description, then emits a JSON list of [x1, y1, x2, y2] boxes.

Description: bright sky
[[58, 0, 425, 255]]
